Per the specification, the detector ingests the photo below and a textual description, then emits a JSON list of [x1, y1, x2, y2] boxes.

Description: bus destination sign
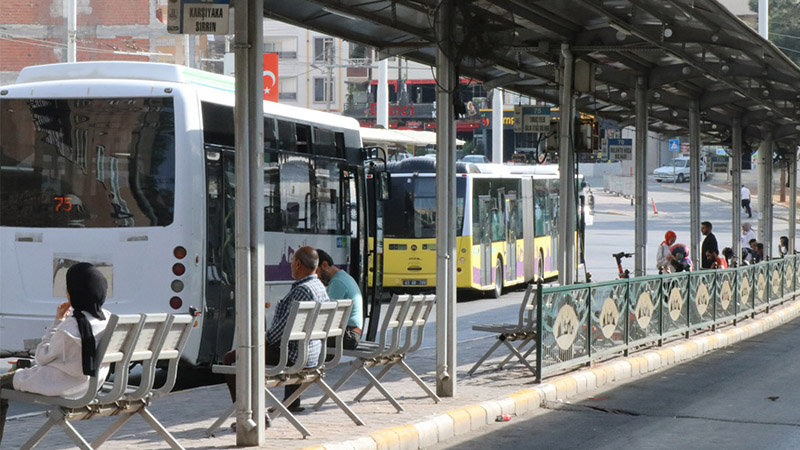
[[168, 0, 229, 35]]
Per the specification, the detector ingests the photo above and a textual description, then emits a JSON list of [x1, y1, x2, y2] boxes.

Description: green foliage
[[749, 0, 800, 65]]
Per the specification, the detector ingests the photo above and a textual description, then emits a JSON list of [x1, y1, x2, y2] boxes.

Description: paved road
[[435, 313, 800, 450]]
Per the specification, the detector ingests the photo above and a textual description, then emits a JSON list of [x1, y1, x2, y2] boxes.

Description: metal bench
[[312, 294, 439, 414], [468, 283, 537, 376], [1, 313, 194, 450], [207, 299, 362, 438]]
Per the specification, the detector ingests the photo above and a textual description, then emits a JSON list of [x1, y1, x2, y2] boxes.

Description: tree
[[749, 0, 800, 66]]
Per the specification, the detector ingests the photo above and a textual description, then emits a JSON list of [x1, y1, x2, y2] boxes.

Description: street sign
[[608, 138, 633, 160], [716, 148, 728, 156], [167, 0, 230, 35], [669, 138, 680, 152], [514, 106, 550, 133]]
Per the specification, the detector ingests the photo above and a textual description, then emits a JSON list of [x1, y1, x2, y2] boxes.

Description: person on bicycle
[[656, 230, 677, 273], [669, 243, 693, 272]]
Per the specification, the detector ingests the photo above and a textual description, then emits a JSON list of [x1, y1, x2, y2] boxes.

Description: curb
[[302, 298, 800, 450]]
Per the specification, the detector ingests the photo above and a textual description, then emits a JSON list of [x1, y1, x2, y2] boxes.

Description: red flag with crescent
[[263, 53, 279, 102]]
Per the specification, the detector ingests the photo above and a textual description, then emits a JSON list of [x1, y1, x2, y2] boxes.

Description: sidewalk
[[6, 296, 800, 450]]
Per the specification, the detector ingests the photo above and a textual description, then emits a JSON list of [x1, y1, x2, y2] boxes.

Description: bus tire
[[488, 259, 503, 299]]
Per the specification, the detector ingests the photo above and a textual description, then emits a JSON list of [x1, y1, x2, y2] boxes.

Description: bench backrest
[[324, 299, 353, 368], [122, 313, 172, 401], [307, 302, 338, 368], [268, 301, 318, 377], [404, 294, 436, 354], [375, 294, 414, 353], [519, 284, 536, 330], [150, 314, 194, 397], [90, 314, 145, 406]]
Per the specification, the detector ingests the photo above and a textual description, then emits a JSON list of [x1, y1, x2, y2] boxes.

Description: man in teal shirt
[[316, 249, 363, 350]]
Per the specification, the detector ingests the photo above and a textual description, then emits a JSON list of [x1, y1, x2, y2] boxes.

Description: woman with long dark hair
[[0, 262, 111, 443]]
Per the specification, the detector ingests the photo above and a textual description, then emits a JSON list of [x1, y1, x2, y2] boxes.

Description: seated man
[[316, 249, 363, 350], [222, 246, 330, 413]]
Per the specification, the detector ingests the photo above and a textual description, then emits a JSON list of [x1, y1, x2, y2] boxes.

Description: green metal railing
[[534, 255, 800, 382]]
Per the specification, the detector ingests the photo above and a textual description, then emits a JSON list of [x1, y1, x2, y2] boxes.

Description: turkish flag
[[263, 53, 279, 102]]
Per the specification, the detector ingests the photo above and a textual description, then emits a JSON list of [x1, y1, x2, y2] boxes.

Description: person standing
[[656, 231, 677, 273], [741, 185, 752, 218], [222, 246, 330, 413], [700, 221, 719, 270], [316, 249, 363, 350]]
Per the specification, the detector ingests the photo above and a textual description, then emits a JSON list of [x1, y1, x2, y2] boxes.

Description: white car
[[654, 156, 707, 183]]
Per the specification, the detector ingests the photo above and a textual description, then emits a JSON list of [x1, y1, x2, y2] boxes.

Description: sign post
[[168, 0, 230, 35], [669, 138, 680, 152]]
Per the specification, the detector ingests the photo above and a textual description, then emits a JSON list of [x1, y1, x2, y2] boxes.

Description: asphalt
[[4, 293, 800, 450]]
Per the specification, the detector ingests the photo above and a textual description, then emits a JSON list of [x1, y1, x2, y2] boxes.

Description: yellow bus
[[376, 157, 562, 297]]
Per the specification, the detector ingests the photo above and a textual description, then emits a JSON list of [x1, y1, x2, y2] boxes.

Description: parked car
[[653, 156, 707, 183], [461, 154, 490, 164]]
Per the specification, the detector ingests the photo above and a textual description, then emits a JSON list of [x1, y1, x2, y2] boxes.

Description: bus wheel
[[488, 261, 503, 299]]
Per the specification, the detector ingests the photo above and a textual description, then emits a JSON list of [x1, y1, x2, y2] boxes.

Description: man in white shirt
[[741, 185, 752, 218]]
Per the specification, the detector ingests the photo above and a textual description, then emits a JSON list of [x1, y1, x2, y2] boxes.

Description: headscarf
[[663, 231, 676, 246], [65, 263, 108, 376]]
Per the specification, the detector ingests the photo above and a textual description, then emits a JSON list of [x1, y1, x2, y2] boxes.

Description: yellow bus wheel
[[488, 260, 503, 299]]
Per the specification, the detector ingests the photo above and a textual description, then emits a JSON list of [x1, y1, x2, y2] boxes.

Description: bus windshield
[[385, 176, 465, 238], [0, 97, 176, 228]]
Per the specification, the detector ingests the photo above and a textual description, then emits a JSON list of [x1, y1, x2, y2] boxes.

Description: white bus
[[0, 62, 368, 366]]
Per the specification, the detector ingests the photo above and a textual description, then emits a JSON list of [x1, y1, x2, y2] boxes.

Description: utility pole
[[325, 44, 333, 112], [66, 0, 76, 62]]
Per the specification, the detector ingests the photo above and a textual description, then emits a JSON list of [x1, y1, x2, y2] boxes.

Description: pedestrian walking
[[700, 221, 719, 269], [741, 185, 752, 218]]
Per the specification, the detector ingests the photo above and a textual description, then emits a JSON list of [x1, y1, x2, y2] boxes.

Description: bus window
[[1, 97, 176, 228], [263, 161, 281, 231], [280, 154, 313, 232], [202, 102, 235, 147], [264, 117, 277, 151], [296, 124, 311, 153], [277, 120, 297, 152], [334, 132, 346, 159], [314, 127, 336, 157], [384, 176, 465, 238], [315, 158, 342, 234]]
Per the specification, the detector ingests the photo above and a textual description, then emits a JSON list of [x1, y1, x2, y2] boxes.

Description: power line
[[771, 32, 800, 41], [776, 45, 800, 56]]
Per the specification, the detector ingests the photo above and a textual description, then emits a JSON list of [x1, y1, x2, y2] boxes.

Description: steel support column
[[377, 59, 389, 128], [558, 44, 575, 285], [732, 117, 743, 263], [757, 132, 773, 257], [634, 76, 648, 276], [790, 154, 798, 254], [689, 99, 701, 269], [435, 0, 456, 397], [492, 89, 503, 163], [789, 152, 800, 254], [233, 0, 266, 445]]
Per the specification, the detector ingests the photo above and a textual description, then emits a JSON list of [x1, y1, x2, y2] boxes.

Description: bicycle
[[612, 251, 634, 279]]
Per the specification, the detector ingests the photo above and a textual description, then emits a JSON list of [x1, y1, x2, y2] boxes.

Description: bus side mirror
[[376, 171, 391, 201]]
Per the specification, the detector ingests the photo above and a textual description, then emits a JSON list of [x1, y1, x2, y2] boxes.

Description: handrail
[[534, 255, 800, 381]]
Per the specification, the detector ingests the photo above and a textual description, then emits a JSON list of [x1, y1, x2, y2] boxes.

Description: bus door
[[478, 195, 494, 286], [200, 147, 236, 364], [505, 193, 518, 282]]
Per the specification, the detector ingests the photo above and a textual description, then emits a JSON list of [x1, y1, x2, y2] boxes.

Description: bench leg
[[352, 364, 393, 403], [91, 411, 135, 448], [270, 382, 313, 421], [397, 359, 440, 403], [501, 340, 537, 375], [467, 338, 505, 376], [265, 388, 311, 438], [315, 379, 365, 426], [497, 337, 534, 369], [205, 403, 236, 437], [19, 408, 70, 450], [57, 415, 94, 450], [138, 406, 185, 450], [353, 366, 404, 412], [312, 360, 360, 411]]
